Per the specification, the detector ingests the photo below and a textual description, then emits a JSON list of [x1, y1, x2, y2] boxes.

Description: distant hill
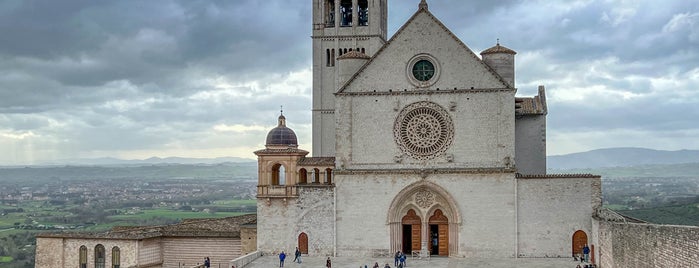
[[547, 148, 699, 169], [32, 156, 255, 166]]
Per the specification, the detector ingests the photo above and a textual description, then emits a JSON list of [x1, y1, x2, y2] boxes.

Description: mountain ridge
[[547, 147, 699, 169]]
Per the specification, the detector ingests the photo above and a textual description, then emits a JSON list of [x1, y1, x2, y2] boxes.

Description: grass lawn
[[0, 256, 13, 262], [108, 208, 249, 221]]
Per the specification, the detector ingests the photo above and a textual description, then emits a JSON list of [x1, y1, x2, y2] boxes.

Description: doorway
[[428, 209, 449, 256], [298, 232, 308, 254], [401, 209, 421, 254], [572, 230, 587, 257]]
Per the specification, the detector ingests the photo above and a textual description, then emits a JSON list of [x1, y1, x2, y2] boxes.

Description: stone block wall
[[599, 221, 699, 268], [34, 237, 139, 268], [241, 226, 257, 255], [162, 237, 241, 268], [516, 175, 602, 257], [256, 187, 335, 256]]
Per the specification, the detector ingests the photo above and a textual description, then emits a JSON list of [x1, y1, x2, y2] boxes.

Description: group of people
[[393, 251, 407, 268], [278, 247, 312, 267]]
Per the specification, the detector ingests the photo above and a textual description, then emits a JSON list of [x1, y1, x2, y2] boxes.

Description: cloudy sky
[[0, 0, 697, 165]]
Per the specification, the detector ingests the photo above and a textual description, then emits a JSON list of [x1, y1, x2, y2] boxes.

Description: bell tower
[[312, 0, 387, 157]]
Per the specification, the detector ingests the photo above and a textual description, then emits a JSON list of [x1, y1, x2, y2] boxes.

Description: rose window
[[394, 101, 454, 160]]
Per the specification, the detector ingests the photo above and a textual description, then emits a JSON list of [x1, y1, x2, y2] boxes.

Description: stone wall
[[256, 186, 335, 256], [34, 237, 140, 268], [161, 237, 241, 268], [335, 172, 517, 258], [599, 221, 699, 268], [514, 114, 546, 175], [516, 175, 601, 257], [241, 226, 257, 255]]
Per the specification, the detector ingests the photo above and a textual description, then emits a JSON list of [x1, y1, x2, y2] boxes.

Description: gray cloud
[[0, 0, 698, 164]]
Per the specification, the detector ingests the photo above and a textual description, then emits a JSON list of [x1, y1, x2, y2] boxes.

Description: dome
[[265, 114, 298, 147]]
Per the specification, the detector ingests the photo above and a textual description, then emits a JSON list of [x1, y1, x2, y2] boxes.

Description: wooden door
[[298, 232, 308, 254], [572, 230, 587, 257], [429, 209, 449, 256], [438, 224, 448, 256], [402, 209, 422, 252]]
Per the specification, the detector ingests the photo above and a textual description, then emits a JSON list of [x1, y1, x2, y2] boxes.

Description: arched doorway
[[428, 209, 449, 256], [387, 182, 461, 257], [572, 230, 588, 258], [401, 209, 421, 254], [298, 232, 308, 254]]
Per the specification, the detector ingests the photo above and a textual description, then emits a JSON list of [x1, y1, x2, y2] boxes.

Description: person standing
[[204, 257, 210, 268], [399, 252, 406, 267], [326, 257, 332, 268], [293, 247, 301, 263], [279, 251, 286, 267], [583, 244, 590, 263], [394, 251, 400, 267]]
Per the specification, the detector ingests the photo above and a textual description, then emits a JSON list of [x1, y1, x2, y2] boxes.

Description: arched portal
[[428, 209, 449, 256], [387, 181, 461, 257], [298, 232, 308, 254], [401, 209, 422, 254], [572, 230, 588, 257]]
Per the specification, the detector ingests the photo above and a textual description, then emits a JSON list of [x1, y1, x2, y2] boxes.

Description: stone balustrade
[[229, 251, 262, 268]]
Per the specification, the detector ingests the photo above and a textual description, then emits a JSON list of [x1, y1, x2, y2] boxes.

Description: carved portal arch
[[387, 181, 461, 256], [387, 181, 461, 225]]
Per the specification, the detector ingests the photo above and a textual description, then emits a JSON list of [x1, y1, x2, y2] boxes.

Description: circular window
[[412, 60, 435, 81], [394, 101, 454, 160], [406, 54, 440, 87]]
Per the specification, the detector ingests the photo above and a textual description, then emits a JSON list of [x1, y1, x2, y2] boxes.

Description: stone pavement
[[243, 255, 590, 268]]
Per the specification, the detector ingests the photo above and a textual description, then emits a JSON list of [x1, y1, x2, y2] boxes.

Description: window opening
[[340, 0, 352, 27], [325, 168, 333, 184], [95, 244, 106, 268], [326, 49, 330, 66], [358, 0, 368, 26], [331, 49, 336, 66], [79, 246, 87, 268], [325, 0, 335, 27], [272, 163, 286, 185], [112, 247, 120, 268], [298, 168, 308, 184]]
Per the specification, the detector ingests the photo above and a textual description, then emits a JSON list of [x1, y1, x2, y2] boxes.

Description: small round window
[[412, 60, 435, 81]]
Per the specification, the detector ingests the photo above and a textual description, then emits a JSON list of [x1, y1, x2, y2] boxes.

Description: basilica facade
[[255, 0, 602, 260]]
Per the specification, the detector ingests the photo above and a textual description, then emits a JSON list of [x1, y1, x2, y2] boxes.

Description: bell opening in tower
[[358, 0, 368, 26], [340, 0, 352, 27], [325, 0, 335, 27]]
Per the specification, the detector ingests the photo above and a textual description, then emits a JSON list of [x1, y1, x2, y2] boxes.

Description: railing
[[229, 251, 262, 268]]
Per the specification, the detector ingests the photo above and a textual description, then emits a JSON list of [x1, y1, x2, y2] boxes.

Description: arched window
[[298, 168, 308, 184], [340, 0, 352, 27], [361, 47, 365, 54], [271, 163, 286, 185], [326, 49, 330, 66], [358, 0, 368, 26], [95, 244, 106, 268], [331, 49, 335, 66], [79, 245, 87, 268], [313, 168, 321, 183], [112, 247, 120, 268], [325, 168, 333, 184]]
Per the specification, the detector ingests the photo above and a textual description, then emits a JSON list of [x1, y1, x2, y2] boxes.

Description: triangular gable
[[338, 7, 510, 93]]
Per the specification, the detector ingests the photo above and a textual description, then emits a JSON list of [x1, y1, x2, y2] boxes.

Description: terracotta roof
[[36, 214, 257, 240], [480, 43, 517, 55], [337, 51, 370, 60], [298, 157, 336, 166], [516, 86, 548, 115]]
